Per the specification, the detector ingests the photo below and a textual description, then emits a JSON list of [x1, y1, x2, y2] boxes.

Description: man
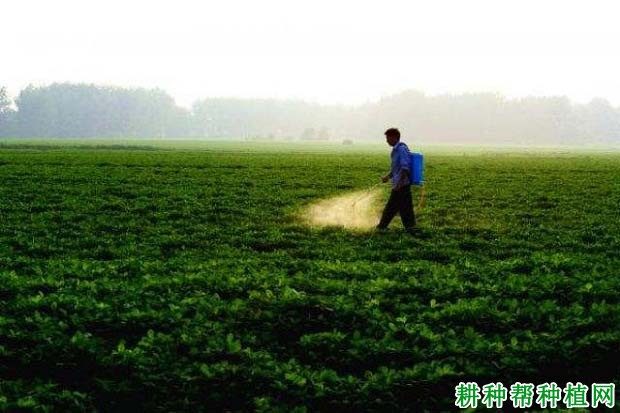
[[376, 128, 416, 232]]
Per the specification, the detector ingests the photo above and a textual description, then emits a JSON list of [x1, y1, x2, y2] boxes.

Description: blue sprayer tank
[[410, 152, 424, 186]]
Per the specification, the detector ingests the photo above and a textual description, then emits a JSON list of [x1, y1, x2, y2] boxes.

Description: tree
[[317, 127, 330, 140], [0, 87, 16, 137], [14, 83, 187, 138], [300, 127, 316, 140], [0, 87, 10, 113]]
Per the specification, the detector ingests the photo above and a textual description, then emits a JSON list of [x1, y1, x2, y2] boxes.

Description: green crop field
[[1, 142, 619, 412]]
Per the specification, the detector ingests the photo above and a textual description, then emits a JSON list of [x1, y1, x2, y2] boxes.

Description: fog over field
[[2, 85, 620, 147], [3, 0, 620, 146]]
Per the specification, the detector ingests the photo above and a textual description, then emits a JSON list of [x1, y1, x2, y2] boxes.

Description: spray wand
[[351, 182, 382, 207]]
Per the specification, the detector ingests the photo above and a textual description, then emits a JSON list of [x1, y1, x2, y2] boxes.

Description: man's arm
[[381, 171, 393, 183], [394, 169, 409, 190]]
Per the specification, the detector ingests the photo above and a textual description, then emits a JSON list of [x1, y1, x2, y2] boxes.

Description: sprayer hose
[[415, 184, 426, 214]]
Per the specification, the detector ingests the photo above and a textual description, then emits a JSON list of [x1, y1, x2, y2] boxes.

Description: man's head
[[384, 128, 400, 146]]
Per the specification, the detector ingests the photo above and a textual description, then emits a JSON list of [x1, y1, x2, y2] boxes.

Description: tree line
[[1, 83, 620, 145]]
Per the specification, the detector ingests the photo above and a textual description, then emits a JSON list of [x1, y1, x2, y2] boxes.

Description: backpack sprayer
[[410, 152, 426, 213], [352, 152, 426, 213]]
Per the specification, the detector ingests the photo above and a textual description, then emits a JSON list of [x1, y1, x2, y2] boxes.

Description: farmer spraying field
[[302, 127, 424, 231], [377, 128, 417, 233]]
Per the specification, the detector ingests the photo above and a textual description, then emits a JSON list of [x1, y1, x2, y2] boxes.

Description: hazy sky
[[5, 0, 620, 107]]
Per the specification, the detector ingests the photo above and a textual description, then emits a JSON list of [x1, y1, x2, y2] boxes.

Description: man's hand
[[381, 175, 390, 183]]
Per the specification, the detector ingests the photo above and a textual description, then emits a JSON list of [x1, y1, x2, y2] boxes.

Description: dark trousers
[[377, 185, 416, 230]]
